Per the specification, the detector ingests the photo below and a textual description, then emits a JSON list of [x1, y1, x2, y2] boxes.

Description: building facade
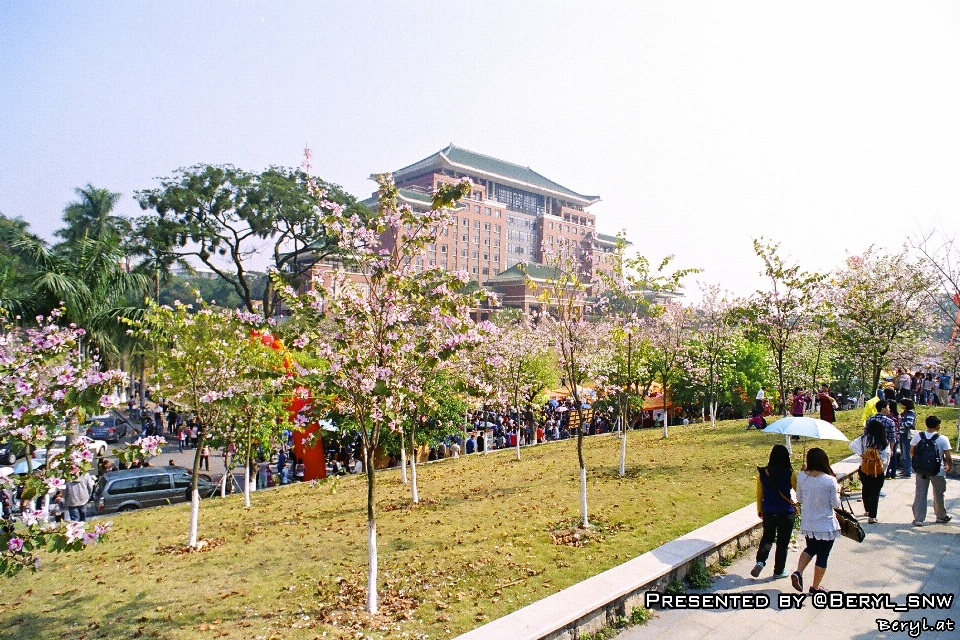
[[370, 144, 614, 286]]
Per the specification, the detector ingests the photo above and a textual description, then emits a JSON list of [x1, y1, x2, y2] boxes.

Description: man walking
[[64, 471, 95, 522], [937, 369, 952, 406], [910, 415, 953, 526]]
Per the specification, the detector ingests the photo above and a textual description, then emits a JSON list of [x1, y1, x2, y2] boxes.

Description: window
[[474, 205, 480, 213], [549, 221, 554, 229], [483, 238, 489, 245], [493, 254, 500, 263], [440, 245, 447, 253], [473, 235, 480, 244], [493, 239, 500, 247], [107, 478, 140, 495], [472, 266, 479, 274], [473, 220, 480, 229], [452, 216, 458, 225], [494, 225, 501, 233], [473, 250, 479, 258], [462, 234, 468, 242], [483, 223, 490, 231], [483, 253, 488, 261], [485, 207, 491, 215], [548, 235, 553, 243], [565, 225, 570, 232], [482, 267, 490, 275], [462, 218, 468, 226], [496, 211, 501, 218], [461, 249, 468, 257], [172, 473, 192, 489], [494, 184, 544, 216]]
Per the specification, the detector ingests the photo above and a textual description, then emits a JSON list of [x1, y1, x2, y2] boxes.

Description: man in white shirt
[[910, 415, 953, 526], [755, 386, 766, 416]]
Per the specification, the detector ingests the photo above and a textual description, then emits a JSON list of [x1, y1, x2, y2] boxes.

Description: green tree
[[136, 163, 365, 317], [55, 184, 130, 244]]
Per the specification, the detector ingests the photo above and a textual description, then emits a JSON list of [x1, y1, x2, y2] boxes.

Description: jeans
[[886, 441, 900, 478], [913, 474, 948, 523], [859, 470, 885, 519], [756, 512, 795, 574], [899, 431, 913, 476], [66, 505, 87, 522]]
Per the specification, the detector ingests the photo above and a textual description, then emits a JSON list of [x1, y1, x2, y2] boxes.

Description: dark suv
[[89, 466, 218, 515]]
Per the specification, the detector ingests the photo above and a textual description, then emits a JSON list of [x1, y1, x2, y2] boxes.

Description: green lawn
[[1, 406, 955, 639]]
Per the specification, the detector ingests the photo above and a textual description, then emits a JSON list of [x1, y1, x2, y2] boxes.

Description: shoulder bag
[[835, 497, 866, 543]]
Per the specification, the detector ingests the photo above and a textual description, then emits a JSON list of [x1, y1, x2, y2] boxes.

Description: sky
[[2, 1, 959, 298]]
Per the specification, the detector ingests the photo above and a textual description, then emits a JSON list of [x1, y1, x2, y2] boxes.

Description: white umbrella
[[554, 406, 569, 413], [764, 416, 849, 441]]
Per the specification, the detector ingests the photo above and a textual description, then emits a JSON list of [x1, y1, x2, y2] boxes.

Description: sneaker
[[809, 586, 827, 593], [867, 517, 878, 524], [879, 491, 886, 497], [936, 516, 952, 523], [772, 571, 789, 579], [750, 562, 765, 577], [913, 521, 924, 527], [791, 571, 804, 592]]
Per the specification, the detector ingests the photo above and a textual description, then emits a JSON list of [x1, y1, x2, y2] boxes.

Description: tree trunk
[[187, 430, 205, 548], [575, 404, 589, 528], [365, 446, 378, 614], [618, 417, 627, 477], [409, 428, 419, 504], [244, 423, 253, 508], [399, 427, 408, 485], [661, 379, 669, 438], [709, 401, 716, 428]]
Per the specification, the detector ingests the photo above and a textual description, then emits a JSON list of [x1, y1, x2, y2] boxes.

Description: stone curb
[[455, 455, 863, 640]]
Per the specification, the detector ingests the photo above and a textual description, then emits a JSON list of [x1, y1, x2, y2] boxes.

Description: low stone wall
[[455, 454, 863, 640]]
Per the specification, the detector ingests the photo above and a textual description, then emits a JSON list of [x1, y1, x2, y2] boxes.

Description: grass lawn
[[1, 406, 955, 639]]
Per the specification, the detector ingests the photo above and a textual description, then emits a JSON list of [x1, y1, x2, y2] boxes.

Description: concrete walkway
[[615, 474, 960, 640]]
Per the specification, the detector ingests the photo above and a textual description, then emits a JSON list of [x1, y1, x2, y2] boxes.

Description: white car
[[49, 435, 109, 458]]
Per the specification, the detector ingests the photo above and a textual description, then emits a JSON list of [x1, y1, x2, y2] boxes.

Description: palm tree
[[2, 234, 149, 367], [56, 184, 130, 244]]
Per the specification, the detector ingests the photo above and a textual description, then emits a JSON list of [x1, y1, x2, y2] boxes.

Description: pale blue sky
[[2, 1, 958, 296]]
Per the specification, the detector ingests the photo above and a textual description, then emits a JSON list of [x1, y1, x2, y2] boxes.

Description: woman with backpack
[[850, 416, 889, 523], [791, 448, 841, 594], [751, 444, 797, 580]]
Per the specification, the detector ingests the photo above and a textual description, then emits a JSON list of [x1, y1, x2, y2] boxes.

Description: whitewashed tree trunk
[[188, 489, 200, 547], [579, 467, 589, 528], [618, 420, 627, 477], [515, 427, 521, 460], [710, 401, 717, 428], [367, 518, 378, 613], [243, 462, 251, 508], [410, 454, 419, 504], [399, 428, 408, 484]]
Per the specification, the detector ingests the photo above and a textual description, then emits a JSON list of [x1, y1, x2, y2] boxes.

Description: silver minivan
[[90, 466, 218, 515]]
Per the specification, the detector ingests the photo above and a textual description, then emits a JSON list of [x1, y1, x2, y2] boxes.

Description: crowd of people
[[751, 393, 954, 594]]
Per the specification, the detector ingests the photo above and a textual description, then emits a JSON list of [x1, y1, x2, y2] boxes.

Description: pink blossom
[[8, 537, 24, 553], [65, 521, 85, 544]]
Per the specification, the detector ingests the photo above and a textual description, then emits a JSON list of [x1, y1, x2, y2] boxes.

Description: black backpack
[[912, 432, 942, 476]]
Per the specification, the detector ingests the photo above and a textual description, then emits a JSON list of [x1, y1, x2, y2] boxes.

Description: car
[[6, 452, 52, 475], [84, 413, 129, 443], [0, 440, 27, 466], [89, 466, 218, 515], [49, 435, 109, 458]]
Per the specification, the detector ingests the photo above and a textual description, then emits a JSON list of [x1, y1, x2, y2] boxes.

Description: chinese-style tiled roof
[[392, 144, 600, 206], [486, 262, 567, 283]]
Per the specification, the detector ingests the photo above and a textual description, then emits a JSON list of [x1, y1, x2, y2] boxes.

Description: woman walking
[[792, 448, 841, 593], [751, 444, 797, 579], [850, 417, 888, 523]]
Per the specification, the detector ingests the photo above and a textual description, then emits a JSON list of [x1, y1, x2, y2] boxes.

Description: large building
[[298, 145, 625, 312], [364, 144, 621, 285]]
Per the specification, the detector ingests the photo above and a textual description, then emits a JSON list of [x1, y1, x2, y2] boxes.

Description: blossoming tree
[[129, 301, 290, 548], [0, 311, 124, 574], [279, 173, 490, 614]]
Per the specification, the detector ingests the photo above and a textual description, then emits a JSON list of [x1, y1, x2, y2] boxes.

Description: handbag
[[834, 497, 866, 543]]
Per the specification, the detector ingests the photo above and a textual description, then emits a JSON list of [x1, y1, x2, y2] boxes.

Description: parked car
[[89, 466, 218, 515], [0, 440, 28, 466], [49, 435, 109, 458], [84, 413, 129, 443], [5, 452, 52, 475]]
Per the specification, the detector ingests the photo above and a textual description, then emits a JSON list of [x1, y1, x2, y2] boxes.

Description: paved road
[[615, 474, 960, 640]]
